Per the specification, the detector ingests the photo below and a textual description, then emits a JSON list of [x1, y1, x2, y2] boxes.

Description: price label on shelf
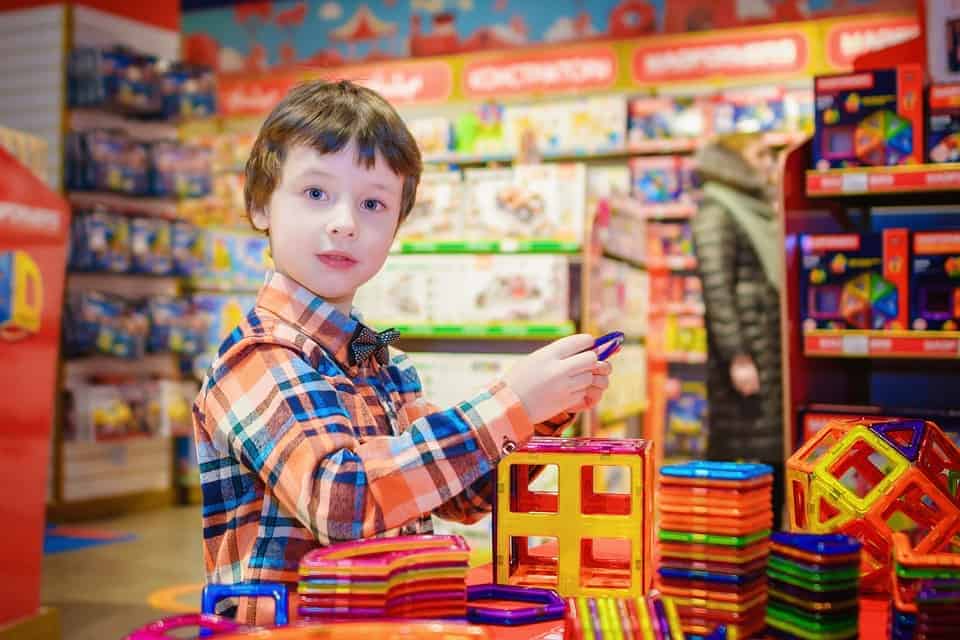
[[500, 239, 519, 253], [840, 173, 868, 194], [841, 333, 869, 356]]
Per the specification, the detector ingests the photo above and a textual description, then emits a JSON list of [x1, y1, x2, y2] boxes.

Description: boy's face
[[251, 142, 403, 313]]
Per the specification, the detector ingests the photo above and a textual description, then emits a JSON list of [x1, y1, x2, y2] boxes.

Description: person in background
[[691, 133, 785, 527]]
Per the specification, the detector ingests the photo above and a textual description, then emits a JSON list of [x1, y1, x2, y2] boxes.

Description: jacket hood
[[694, 141, 767, 194]]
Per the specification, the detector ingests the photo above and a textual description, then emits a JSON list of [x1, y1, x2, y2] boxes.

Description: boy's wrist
[[469, 380, 535, 462]]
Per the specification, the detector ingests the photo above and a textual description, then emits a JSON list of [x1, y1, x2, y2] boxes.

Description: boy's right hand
[[501, 334, 602, 424]]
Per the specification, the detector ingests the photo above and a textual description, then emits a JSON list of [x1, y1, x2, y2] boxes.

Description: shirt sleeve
[[387, 352, 575, 524], [201, 339, 536, 545]]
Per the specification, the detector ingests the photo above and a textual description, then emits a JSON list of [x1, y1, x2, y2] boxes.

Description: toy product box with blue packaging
[[910, 230, 960, 331], [928, 84, 960, 163], [69, 210, 131, 273], [629, 156, 696, 204], [800, 230, 909, 331], [812, 66, 923, 170], [171, 221, 204, 277], [627, 97, 706, 145], [130, 217, 173, 275]]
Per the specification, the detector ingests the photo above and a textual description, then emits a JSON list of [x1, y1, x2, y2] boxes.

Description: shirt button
[[501, 438, 517, 455]]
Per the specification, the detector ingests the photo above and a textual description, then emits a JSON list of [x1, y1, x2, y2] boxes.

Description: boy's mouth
[[316, 252, 358, 270]]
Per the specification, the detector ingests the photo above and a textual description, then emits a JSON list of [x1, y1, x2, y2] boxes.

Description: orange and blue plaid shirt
[[193, 271, 572, 624]]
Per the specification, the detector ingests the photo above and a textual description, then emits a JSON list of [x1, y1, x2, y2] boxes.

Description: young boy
[[193, 80, 612, 625]]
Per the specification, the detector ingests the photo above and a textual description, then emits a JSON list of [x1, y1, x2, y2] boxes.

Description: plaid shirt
[[193, 271, 572, 624]]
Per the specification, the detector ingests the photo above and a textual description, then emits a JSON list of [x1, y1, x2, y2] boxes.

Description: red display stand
[[0, 147, 70, 625]]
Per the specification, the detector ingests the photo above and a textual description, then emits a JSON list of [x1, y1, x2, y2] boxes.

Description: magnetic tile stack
[[297, 535, 470, 621], [656, 461, 773, 640], [765, 532, 861, 640], [564, 591, 727, 640], [890, 531, 960, 640]]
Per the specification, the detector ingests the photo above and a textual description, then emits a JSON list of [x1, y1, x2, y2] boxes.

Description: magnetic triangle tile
[[874, 290, 899, 321], [808, 478, 857, 534], [871, 420, 926, 462]]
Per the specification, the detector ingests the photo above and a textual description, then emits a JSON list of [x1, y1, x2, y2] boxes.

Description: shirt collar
[[256, 270, 361, 370]]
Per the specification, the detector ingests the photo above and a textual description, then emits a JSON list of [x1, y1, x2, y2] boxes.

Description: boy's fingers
[[541, 333, 594, 359], [568, 370, 594, 391], [562, 350, 599, 375], [592, 373, 610, 389], [593, 361, 612, 376]]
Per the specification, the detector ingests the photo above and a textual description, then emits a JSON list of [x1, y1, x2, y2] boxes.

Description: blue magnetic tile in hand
[[771, 532, 862, 557], [660, 460, 773, 481]]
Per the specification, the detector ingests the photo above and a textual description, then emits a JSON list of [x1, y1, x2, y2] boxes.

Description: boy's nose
[[327, 202, 357, 238]]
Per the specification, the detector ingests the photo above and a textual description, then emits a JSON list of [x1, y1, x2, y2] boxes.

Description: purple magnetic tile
[[870, 419, 927, 462]]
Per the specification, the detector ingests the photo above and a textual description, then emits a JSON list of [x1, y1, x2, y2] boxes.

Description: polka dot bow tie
[[348, 324, 401, 366]]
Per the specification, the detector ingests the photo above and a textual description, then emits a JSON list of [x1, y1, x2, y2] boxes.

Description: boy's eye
[[361, 199, 386, 212], [304, 188, 328, 201]]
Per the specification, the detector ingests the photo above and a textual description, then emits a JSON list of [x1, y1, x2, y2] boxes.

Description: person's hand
[[566, 359, 613, 413], [502, 334, 602, 424], [730, 353, 760, 396]]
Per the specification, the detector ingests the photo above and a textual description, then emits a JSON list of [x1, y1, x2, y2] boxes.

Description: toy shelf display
[[783, 115, 960, 467]]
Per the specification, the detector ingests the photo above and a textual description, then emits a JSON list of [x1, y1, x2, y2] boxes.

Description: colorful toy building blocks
[[494, 437, 654, 598], [787, 418, 960, 592], [297, 535, 470, 620]]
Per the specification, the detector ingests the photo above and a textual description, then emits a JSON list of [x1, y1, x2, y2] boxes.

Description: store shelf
[[68, 272, 181, 297], [656, 352, 708, 365], [636, 202, 698, 220], [68, 108, 180, 140], [651, 303, 705, 316], [648, 256, 698, 271], [64, 354, 181, 383], [67, 191, 181, 218], [422, 133, 805, 167], [393, 322, 575, 339], [803, 329, 960, 359], [392, 238, 581, 254], [599, 402, 648, 425], [601, 249, 646, 270], [188, 278, 260, 293], [806, 165, 960, 197]]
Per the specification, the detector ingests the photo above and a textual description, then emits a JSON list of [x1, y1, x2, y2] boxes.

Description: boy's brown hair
[[244, 79, 422, 226]]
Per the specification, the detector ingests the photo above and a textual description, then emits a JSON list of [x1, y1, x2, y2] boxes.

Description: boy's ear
[[250, 206, 270, 232]]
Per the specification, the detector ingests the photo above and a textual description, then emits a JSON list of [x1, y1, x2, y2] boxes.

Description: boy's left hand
[[565, 360, 613, 413]]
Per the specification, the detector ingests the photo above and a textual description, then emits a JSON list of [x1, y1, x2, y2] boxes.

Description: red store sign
[[327, 60, 453, 105], [631, 29, 809, 84], [463, 46, 618, 98], [824, 14, 921, 70], [218, 74, 300, 117]]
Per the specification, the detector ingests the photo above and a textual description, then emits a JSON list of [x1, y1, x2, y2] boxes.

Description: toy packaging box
[[353, 255, 433, 326], [69, 210, 131, 273], [590, 258, 648, 338], [910, 230, 960, 330], [191, 292, 257, 376], [629, 157, 696, 205], [356, 254, 571, 326], [464, 254, 569, 324], [464, 164, 586, 242], [407, 116, 452, 156], [409, 351, 523, 410], [711, 86, 814, 135], [812, 66, 924, 170], [647, 221, 694, 263], [799, 230, 910, 331], [171, 221, 205, 277], [146, 297, 202, 356], [454, 102, 507, 155], [566, 96, 627, 152], [927, 0, 960, 84], [927, 84, 960, 164], [662, 375, 708, 462], [130, 217, 173, 275], [627, 97, 706, 145], [398, 171, 463, 241], [596, 342, 647, 424], [63, 291, 148, 359]]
